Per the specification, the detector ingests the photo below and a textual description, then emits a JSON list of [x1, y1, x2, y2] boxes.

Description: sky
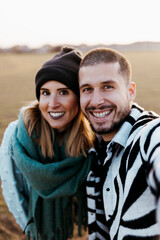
[[0, 0, 160, 48]]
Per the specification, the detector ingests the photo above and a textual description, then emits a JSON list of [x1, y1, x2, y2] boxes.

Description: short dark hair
[[80, 48, 132, 83]]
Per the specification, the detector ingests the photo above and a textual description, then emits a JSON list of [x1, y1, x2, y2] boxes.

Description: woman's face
[[39, 81, 79, 132]]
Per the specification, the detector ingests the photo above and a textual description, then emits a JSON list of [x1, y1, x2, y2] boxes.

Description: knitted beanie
[[35, 46, 83, 100]]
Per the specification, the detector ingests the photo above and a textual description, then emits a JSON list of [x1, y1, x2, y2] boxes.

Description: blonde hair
[[22, 101, 94, 158]]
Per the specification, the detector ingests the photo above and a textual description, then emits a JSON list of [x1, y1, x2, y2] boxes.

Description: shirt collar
[[110, 103, 143, 148]]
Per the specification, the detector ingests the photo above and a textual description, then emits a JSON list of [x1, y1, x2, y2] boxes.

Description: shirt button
[[106, 188, 110, 191]]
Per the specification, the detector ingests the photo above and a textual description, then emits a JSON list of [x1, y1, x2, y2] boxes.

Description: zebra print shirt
[[86, 103, 160, 240]]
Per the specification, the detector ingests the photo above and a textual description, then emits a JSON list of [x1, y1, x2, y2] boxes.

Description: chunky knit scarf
[[11, 112, 93, 240]]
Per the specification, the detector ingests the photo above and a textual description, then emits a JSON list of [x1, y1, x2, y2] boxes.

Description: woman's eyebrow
[[40, 87, 48, 91]]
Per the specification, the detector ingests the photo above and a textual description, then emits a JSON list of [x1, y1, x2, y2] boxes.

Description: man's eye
[[104, 85, 113, 90], [82, 87, 91, 93]]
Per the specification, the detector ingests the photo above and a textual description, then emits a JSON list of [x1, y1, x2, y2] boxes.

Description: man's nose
[[90, 90, 105, 107]]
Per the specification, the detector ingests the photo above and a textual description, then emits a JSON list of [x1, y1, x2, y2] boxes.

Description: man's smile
[[91, 110, 112, 118]]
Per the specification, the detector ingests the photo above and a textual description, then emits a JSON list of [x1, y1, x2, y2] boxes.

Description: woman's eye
[[59, 90, 69, 95], [41, 90, 49, 96]]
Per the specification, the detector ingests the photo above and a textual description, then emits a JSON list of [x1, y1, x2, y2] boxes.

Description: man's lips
[[91, 110, 112, 118]]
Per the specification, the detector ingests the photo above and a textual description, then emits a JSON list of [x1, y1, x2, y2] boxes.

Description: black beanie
[[35, 46, 83, 100]]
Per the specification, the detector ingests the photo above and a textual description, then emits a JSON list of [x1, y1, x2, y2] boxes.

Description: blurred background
[[1, 0, 160, 239], [1, 0, 160, 49]]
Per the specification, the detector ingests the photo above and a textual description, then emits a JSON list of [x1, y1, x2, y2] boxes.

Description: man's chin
[[90, 121, 122, 135], [90, 124, 110, 135]]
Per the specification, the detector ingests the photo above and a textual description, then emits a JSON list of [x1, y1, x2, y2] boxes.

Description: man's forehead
[[79, 62, 120, 77], [79, 63, 123, 88], [80, 61, 120, 70]]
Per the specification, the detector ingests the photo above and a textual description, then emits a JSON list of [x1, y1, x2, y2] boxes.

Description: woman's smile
[[49, 111, 65, 119]]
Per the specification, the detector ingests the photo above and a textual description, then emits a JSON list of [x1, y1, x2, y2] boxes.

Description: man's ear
[[129, 82, 136, 100]]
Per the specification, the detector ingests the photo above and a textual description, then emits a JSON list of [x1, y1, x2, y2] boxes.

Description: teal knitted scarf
[[11, 112, 93, 240]]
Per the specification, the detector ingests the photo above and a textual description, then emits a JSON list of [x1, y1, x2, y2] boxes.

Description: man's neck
[[102, 129, 119, 142]]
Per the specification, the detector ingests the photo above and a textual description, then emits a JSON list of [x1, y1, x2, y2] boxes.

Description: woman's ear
[[129, 82, 136, 100]]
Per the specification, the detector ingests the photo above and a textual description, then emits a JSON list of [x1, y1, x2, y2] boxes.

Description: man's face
[[79, 62, 136, 141]]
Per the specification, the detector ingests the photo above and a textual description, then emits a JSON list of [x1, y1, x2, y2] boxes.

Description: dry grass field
[[0, 51, 160, 239]]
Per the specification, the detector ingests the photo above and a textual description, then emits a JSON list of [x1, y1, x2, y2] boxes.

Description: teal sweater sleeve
[[0, 120, 29, 230]]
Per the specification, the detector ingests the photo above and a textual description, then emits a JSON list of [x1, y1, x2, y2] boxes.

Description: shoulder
[[139, 117, 160, 159], [130, 106, 159, 137], [1, 120, 18, 143], [0, 120, 28, 229], [140, 117, 160, 139], [0, 120, 18, 175], [1, 120, 18, 150]]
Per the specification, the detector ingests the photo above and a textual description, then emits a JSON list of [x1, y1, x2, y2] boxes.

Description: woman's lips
[[49, 111, 65, 119]]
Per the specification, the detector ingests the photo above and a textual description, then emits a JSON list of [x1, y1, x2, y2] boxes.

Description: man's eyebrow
[[79, 84, 90, 89], [79, 80, 116, 89], [102, 80, 116, 84]]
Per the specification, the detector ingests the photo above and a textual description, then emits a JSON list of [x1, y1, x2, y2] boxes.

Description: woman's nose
[[48, 94, 60, 108]]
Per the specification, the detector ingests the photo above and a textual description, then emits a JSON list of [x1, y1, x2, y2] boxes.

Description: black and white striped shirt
[[86, 103, 160, 240], [87, 139, 110, 239]]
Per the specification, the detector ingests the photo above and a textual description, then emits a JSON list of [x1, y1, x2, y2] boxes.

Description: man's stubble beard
[[83, 106, 131, 135]]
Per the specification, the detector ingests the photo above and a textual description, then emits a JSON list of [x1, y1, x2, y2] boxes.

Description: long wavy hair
[[22, 101, 94, 158]]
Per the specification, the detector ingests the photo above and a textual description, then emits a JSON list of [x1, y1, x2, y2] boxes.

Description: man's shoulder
[[133, 115, 160, 149], [138, 117, 160, 162], [130, 103, 159, 129], [140, 117, 160, 134], [124, 104, 160, 146]]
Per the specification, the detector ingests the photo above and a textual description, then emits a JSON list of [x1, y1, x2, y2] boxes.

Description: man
[[79, 48, 160, 240]]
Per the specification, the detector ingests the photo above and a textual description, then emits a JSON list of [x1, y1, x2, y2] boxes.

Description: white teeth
[[50, 112, 64, 117], [93, 111, 110, 118]]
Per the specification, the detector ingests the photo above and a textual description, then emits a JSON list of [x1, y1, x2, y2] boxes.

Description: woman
[[0, 47, 95, 240]]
